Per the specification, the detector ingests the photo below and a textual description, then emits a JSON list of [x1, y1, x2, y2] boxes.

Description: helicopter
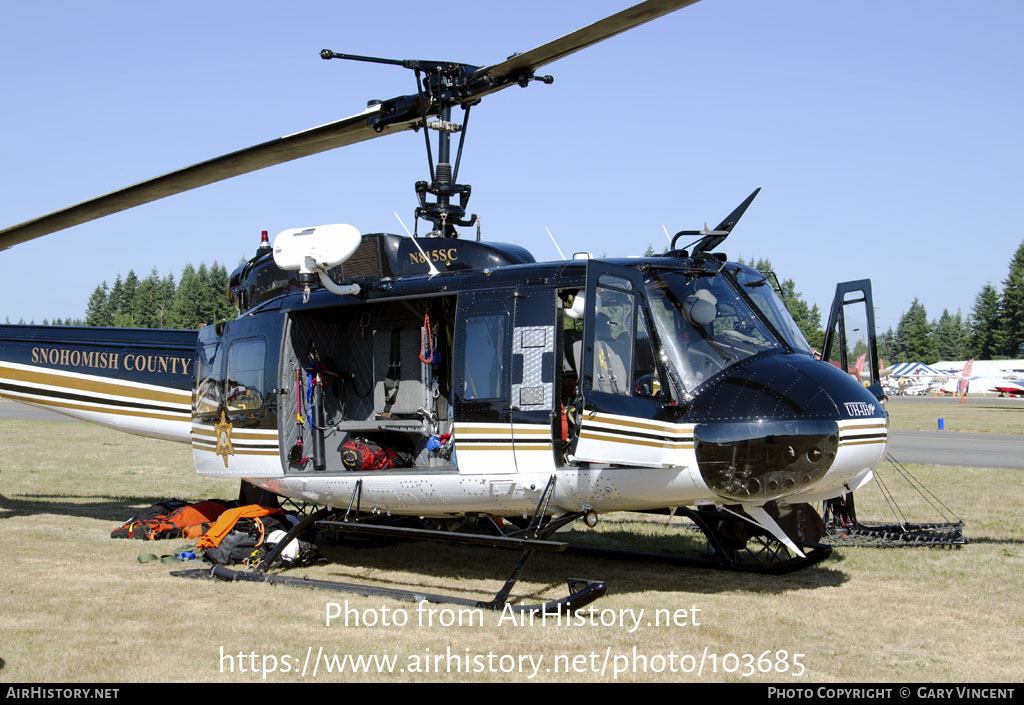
[[0, 0, 889, 612]]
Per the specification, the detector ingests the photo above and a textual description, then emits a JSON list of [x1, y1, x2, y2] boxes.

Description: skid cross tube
[[343, 479, 363, 522], [317, 520, 567, 552], [526, 475, 558, 538]]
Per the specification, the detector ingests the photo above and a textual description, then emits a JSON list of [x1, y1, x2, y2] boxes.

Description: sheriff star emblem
[[214, 410, 234, 468]]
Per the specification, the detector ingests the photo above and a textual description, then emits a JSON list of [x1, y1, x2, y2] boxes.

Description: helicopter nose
[[693, 419, 839, 502], [688, 353, 883, 503]]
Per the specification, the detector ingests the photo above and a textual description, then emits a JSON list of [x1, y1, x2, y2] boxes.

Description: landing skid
[[173, 565, 607, 614], [566, 540, 831, 575], [822, 454, 967, 548], [566, 507, 832, 575], [172, 476, 609, 613]]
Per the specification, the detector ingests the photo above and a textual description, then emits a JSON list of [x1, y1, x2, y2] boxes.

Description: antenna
[[545, 227, 567, 260], [662, 224, 672, 246], [395, 211, 440, 276], [394, 211, 414, 237]]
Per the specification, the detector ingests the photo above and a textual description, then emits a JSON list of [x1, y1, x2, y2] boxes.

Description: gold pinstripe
[[0, 364, 189, 405], [190, 426, 280, 441], [1, 390, 187, 422], [192, 444, 280, 457], [582, 411, 694, 435], [580, 430, 693, 449]]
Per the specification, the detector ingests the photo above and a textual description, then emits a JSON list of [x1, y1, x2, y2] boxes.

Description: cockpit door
[[570, 260, 680, 467], [821, 279, 883, 401], [578, 261, 645, 398]]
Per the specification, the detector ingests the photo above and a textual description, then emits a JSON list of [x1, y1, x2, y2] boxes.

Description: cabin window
[[591, 284, 635, 395], [463, 314, 505, 400], [226, 337, 266, 412], [195, 340, 222, 416], [633, 310, 662, 398]]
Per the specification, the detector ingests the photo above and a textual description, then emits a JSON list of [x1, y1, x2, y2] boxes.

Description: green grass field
[[1, 411, 1021, 683], [886, 397, 1024, 434]]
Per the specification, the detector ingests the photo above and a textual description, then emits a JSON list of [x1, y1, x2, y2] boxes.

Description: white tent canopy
[[886, 362, 946, 378]]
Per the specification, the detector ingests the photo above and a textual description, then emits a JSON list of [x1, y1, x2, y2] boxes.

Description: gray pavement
[[883, 397, 1024, 468], [887, 430, 1024, 469], [0, 399, 80, 422]]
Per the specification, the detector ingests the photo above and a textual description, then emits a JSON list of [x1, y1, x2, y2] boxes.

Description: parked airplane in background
[[990, 383, 1024, 397], [939, 376, 1024, 397]]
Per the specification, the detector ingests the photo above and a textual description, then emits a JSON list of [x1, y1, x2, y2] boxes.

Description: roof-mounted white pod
[[272, 224, 362, 273]]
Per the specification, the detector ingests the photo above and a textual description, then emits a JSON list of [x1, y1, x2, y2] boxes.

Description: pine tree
[[193, 263, 215, 324], [105, 275, 123, 325], [133, 268, 160, 328], [961, 314, 974, 358], [156, 273, 176, 329], [933, 309, 968, 361], [124, 269, 140, 312], [208, 262, 236, 322], [79, 262, 245, 329], [779, 278, 824, 350], [893, 298, 934, 363], [84, 282, 112, 326], [970, 283, 1002, 359], [170, 264, 204, 329], [877, 327, 895, 367], [996, 240, 1024, 357], [112, 269, 140, 327]]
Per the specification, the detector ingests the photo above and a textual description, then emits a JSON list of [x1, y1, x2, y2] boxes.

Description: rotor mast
[[412, 67, 476, 239], [321, 51, 551, 239]]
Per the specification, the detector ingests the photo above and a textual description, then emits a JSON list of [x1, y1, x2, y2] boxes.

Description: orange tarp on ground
[[195, 505, 284, 549]]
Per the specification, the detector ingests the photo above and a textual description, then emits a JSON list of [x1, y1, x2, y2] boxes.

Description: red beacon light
[[258, 229, 271, 252]]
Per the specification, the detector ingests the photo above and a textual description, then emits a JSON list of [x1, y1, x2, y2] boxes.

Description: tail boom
[[0, 325, 196, 442]]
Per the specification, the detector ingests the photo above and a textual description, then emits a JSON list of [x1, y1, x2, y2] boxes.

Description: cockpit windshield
[[646, 269, 786, 394], [728, 264, 814, 355]]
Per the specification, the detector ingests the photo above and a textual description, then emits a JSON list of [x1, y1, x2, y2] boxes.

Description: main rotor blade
[[0, 105, 420, 251], [475, 0, 701, 88], [1, 0, 707, 251]]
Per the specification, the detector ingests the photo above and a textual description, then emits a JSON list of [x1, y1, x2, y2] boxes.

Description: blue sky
[[2, 1, 1022, 333]]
